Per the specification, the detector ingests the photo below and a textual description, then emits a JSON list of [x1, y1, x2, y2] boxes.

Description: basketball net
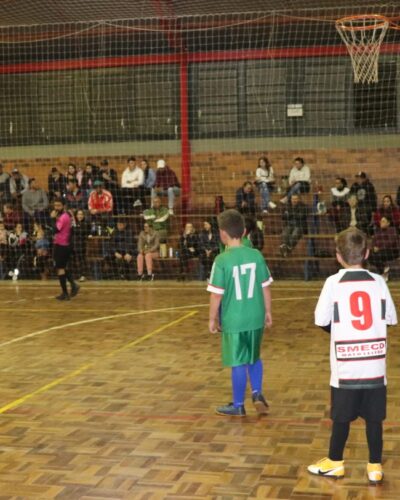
[[335, 14, 390, 84]]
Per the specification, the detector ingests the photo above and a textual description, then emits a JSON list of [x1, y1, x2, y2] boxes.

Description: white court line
[[0, 296, 317, 349]]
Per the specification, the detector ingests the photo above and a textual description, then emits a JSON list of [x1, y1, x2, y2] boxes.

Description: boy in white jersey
[[308, 228, 397, 484], [208, 209, 273, 417]]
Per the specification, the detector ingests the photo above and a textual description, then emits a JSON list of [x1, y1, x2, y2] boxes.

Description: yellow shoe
[[367, 463, 384, 484], [307, 457, 345, 479]]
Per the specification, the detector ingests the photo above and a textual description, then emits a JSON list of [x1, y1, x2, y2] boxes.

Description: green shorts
[[221, 328, 264, 367]]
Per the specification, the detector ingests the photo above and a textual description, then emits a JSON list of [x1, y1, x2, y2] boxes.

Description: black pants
[[179, 248, 198, 273], [53, 244, 72, 269], [369, 249, 399, 274]]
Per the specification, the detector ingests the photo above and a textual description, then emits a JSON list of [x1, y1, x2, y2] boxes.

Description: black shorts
[[331, 386, 386, 423], [53, 244, 72, 269]]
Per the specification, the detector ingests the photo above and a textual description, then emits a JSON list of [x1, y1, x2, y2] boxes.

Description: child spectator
[[7, 222, 29, 280], [198, 220, 219, 280], [308, 227, 397, 484], [178, 223, 199, 280], [280, 194, 308, 256], [137, 222, 160, 281], [368, 216, 399, 282], [72, 209, 90, 282], [373, 195, 400, 231], [207, 209, 273, 417], [255, 156, 276, 213], [32, 222, 51, 280]]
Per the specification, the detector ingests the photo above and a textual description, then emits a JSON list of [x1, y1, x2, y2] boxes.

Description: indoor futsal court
[[1, 0, 400, 498]]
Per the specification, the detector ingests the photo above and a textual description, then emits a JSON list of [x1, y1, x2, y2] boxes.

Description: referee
[[51, 198, 80, 301]]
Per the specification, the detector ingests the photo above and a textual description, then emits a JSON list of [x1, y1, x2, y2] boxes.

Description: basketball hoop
[[335, 14, 390, 84]]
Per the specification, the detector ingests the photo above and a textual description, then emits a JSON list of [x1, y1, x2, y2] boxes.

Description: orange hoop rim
[[335, 14, 390, 32]]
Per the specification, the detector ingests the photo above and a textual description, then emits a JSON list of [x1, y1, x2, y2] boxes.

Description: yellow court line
[[0, 310, 197, 415]]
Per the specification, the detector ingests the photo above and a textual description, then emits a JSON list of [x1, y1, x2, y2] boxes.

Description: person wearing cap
[[121, 156, 144, 214], [153, 159, 180, 215], [350, 171, 377, 224], [21, 178, 49, 230], [280, 157, 311, 204], [0, 163, 11, 208], [9, 168, 29, 203], [88, 180, 113, 226], [47, 167, 66, 202]]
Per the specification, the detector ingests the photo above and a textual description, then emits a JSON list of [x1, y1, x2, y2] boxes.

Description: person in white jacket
[[121, 156, 144, 213], [255, 156, 277, 213], [280, 157, 311, 204]]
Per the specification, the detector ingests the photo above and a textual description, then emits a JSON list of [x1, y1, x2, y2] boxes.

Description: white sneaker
[[268, 201, 277, 209], [79, 276, 86, 282], [367, 463, 383, 484], [133, 199, 142, 207], [308, 457, 345, 479], [262, 209, 269, 215], [168, 209, 174, 215]]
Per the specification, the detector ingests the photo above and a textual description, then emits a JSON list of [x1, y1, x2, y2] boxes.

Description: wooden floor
[[0, 280, 399, 499]]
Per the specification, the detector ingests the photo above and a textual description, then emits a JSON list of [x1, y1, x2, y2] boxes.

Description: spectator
[[137, 222, 160, 281], [350, 171, 377, 221], [280, 157, 311, 204], [32, 222, 51, 280], [81, 162, 99, 197], [255, 156, 276, 213], [121, 156, 144, 213], [88, 180, 113, 226], [0, 221, 7, 279], [143, 196, 169, 242], [153, 159, 180, 215], [245, 216, 264, 252], [236, 181, 256, 216], [368, 215, 400, 281], [280, 194, 308, 256], [329, 177, 350, 232], [108, 219, 135, 280], [7, 222, 29, 280], [373, 195, 400, 231], [0, 163, 11, 208], [198, 220, 219, 280], [9, 168, 29, 205], [345, 194, 370, 234], [22, 178, 49, 230], [98, 159, 118, 210], [139, 159, 156, 209], [65, 163, 79, 185], [47, 167, 66, 202], [72, 209, 90, 282], [178, 223, 199, 280], [63, 179, 85, 212], [2, 203, 21, 230]]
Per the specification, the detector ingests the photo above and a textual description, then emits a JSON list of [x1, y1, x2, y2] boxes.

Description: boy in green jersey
[[208, 209, 273, 416]]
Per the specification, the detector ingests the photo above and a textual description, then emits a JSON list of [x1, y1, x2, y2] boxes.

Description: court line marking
[[0, 310, 197, 415]]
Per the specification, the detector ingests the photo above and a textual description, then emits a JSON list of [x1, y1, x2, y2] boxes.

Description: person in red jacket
[[88, 180, 113, 228], [373, 195, 400, 231], [152, 159, 180, 215], [369, 215, 400, 281]]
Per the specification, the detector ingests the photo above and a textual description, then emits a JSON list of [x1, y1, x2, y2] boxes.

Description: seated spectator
[[344, 194, 370, 234], [81, 162, 99, 199], [368, 216, 400, 281], [98, 159, 118, 210], [63, 179, 85, 212], [9, 168, 29, 206], [48, 167, 66, 202], [88, 180, 113, 226], [143, 196, 169, 242], [280, 194, 308, 256], [236, 181, 256, 216], [121, 156, 144, 213], [198, 220, 219, 280], [280, 157, 311, 204], [65, 163, 79, 185], [72, 209, 90, 282], [373, 195, 400, 231], [178, 223, 199, 280], [329, 177, 350, 232], [245, 216, 264, 252], [152, 159, 180, 215], [255, 156, 276, 213], [22, 178, 49, 230], [2, 203, 21, 230], [137, 222, 160, 281], [350, 171, 377, 221], [0, 221, 8, 279], [32, 222, 51, 280], [0, 163, 11, 208], [140, 159, 156, 209], [107, 219, 135, 280], [7, 222, 29, 280]]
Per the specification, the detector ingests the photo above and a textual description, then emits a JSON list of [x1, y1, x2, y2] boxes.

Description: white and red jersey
[[315, 268, 397, 389]]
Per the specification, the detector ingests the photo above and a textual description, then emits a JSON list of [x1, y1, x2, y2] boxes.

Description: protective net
[[0, 1, 399, 282]]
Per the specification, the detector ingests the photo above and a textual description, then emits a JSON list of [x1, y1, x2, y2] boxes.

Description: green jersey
[[219, 236, 252, 253], [207, 245, 272, 333]]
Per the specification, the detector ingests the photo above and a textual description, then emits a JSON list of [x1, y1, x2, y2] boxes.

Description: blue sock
[[247, 359, 263, 394], [231, 365, 247, 407]]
